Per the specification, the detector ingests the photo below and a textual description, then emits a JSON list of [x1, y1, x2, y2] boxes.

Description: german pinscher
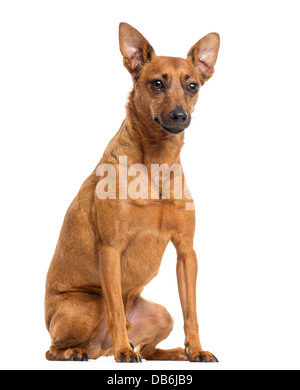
[[45, 23, 220, 362]]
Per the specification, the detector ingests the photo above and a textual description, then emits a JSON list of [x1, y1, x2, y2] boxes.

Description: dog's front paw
[[115, 343, 142, 363], [185, 344, 218, 362]]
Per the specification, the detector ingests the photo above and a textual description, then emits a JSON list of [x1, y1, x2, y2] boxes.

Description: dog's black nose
[[170, 110, 188, 124]]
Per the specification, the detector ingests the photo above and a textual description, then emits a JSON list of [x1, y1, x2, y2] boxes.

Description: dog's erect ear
[[187, 33, 220, 85], [119, 23, 155, 76]]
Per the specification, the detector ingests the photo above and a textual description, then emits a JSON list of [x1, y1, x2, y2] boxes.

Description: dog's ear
[[187, 33, 220, 85], [119, 23, 155, 77]]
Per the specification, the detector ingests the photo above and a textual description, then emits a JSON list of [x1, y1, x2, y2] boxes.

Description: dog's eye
[[187, 83, 199, 93], [151, 79, 165, 90]]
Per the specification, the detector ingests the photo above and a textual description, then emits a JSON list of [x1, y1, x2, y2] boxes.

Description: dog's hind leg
[[127, 297, 186, 361], [45, 292, 107, 361]]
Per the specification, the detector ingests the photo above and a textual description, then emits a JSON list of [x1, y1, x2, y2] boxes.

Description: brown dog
[[45, 23, 220, 362]]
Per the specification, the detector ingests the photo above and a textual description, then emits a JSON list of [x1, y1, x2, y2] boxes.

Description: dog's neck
[[125, 97, 184, 169]]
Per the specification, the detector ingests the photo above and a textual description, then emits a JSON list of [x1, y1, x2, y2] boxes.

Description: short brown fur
[[45, 23, 220, 362]]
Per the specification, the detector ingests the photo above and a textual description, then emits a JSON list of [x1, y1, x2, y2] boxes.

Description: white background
[[1, 0, 300, 370]]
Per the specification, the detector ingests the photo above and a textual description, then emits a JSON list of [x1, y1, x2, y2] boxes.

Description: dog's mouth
[[154, 118, 186, 135]]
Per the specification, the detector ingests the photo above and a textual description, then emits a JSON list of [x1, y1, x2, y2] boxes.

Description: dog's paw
[[185, 344, 218, 362], [65, 348, 88, 361], [115, 343, 142, 363]]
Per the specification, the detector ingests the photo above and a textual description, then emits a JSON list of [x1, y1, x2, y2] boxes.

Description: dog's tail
[[45, 350, 55, 361]]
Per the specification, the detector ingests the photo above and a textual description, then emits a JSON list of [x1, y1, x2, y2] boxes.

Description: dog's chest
[[120, 203, 176, 292]]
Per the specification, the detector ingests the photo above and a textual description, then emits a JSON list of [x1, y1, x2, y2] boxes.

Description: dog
[[45, 22, 220, 362]]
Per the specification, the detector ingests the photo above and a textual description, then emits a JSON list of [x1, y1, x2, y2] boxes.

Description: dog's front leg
[[176, 246, 218, 362], [98, 247, 141, 362]]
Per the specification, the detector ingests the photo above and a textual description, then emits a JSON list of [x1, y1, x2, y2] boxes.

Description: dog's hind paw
[[65, 348, 88, 361]]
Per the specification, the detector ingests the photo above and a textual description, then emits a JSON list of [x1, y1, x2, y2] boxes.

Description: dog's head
[[119, 23, 220, 135]]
